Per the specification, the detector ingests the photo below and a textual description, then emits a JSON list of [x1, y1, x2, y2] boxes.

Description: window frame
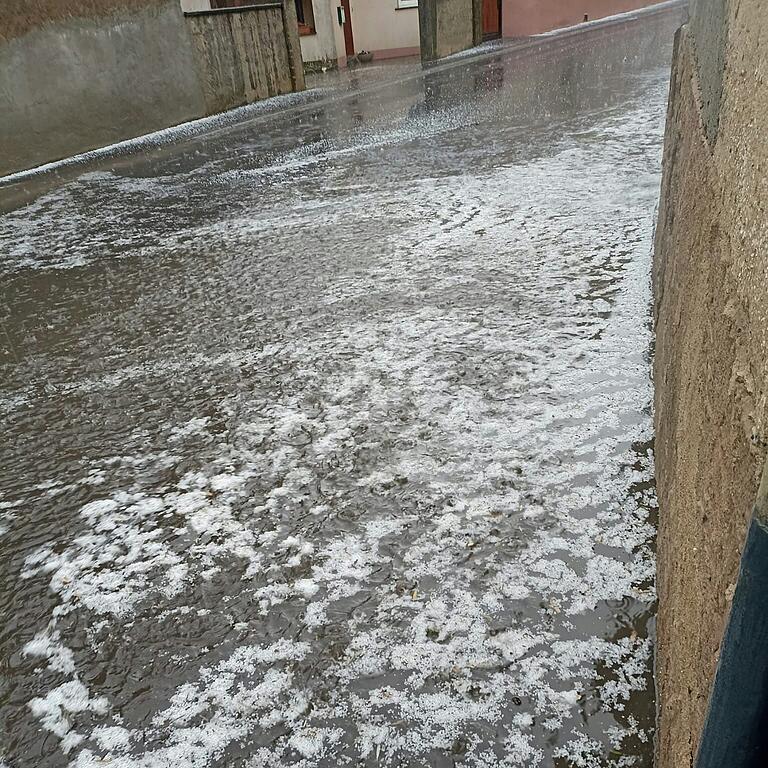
[[295, 0, 316, 35]]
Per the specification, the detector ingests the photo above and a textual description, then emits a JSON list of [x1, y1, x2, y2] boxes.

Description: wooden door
[[340, 0, 355, 56], [482, 0, 501, 38]]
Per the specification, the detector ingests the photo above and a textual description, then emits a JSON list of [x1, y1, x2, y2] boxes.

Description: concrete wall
[[435, 0, 474, 55], [349, 0, 420, 59], [0, 0, 173, 40], [502, 0, 662, 37], [0, 0, 204, 176], [0, 0, 303, 177], [419, 0, 478, 61], [186, 6, 299, 114], [653, 0, 768, 765]]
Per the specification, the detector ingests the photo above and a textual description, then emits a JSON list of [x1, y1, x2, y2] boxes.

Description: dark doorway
[[340, 0, 355, 56], [482, 0, 501, 39]]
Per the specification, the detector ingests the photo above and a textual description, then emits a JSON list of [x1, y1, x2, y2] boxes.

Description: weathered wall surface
[[419, 0, 479, 61], [0, 0, 303, 177], [0, 0, 204, 175], [653, 0, 768, 765], [186, 5, 299, 114], [502, 0, 662, 37], [435, 0, 474, 56], [1, 0, 170, 40]]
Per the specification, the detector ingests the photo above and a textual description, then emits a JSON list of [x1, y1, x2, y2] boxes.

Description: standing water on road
[[0, 10, 681, 768]]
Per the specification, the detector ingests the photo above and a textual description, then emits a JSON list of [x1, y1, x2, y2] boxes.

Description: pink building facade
[[501, 0, 663, 37], [306, 0, 668, 69]]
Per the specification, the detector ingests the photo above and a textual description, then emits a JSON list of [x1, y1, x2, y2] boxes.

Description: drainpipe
[[695, 457, 768, 768]]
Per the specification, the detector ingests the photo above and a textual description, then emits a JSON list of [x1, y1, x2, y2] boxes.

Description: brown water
[[0, 10, 682, 768]]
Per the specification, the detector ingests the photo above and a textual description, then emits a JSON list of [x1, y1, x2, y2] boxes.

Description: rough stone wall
[[187, 6, 300, 115], [653, 0, 768, 765]]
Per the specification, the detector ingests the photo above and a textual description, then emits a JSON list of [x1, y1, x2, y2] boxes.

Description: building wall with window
[[349, 0, 420, 59], [298, 0, 345, 68], [297, 0, 421, 66], [181, 0, 343, 71]]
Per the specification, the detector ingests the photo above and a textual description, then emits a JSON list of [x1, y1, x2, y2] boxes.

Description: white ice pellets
[[29, 680, 108, 741]]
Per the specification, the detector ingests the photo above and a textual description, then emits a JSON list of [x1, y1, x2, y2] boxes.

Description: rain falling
[[1, 9, 681, 768]]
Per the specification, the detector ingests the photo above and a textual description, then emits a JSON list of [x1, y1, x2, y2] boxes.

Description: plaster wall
[[349, 0, 420, 57], [502, 0, 661, 37], [299, 0, 343, 66], [0, 0, 205, 176]]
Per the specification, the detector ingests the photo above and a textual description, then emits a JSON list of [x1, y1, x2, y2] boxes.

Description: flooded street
[[0, 9, 681, 768]]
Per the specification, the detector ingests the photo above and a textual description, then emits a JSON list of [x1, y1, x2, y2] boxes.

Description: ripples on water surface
[[0, 12, 681, 768]]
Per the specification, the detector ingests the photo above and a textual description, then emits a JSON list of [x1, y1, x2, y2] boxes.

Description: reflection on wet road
[[0, 9, 681, 768]]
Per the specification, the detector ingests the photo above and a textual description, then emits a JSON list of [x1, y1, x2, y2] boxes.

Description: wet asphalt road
[[0, 8, 683, 768]]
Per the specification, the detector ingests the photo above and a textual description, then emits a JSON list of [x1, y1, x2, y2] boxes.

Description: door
[[340, 0, 355, 56], [482, 0, 501, 38]]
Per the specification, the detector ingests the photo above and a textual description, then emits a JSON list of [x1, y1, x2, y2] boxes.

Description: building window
[[295, 0, 316, 33], [397, 0, 418, 7]]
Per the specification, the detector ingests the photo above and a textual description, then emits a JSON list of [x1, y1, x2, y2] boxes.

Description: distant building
[[297, 0, 422, 70], [292, 0, 663, 69]]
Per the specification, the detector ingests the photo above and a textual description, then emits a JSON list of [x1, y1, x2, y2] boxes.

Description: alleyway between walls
[[0, 8, 682, 767]]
